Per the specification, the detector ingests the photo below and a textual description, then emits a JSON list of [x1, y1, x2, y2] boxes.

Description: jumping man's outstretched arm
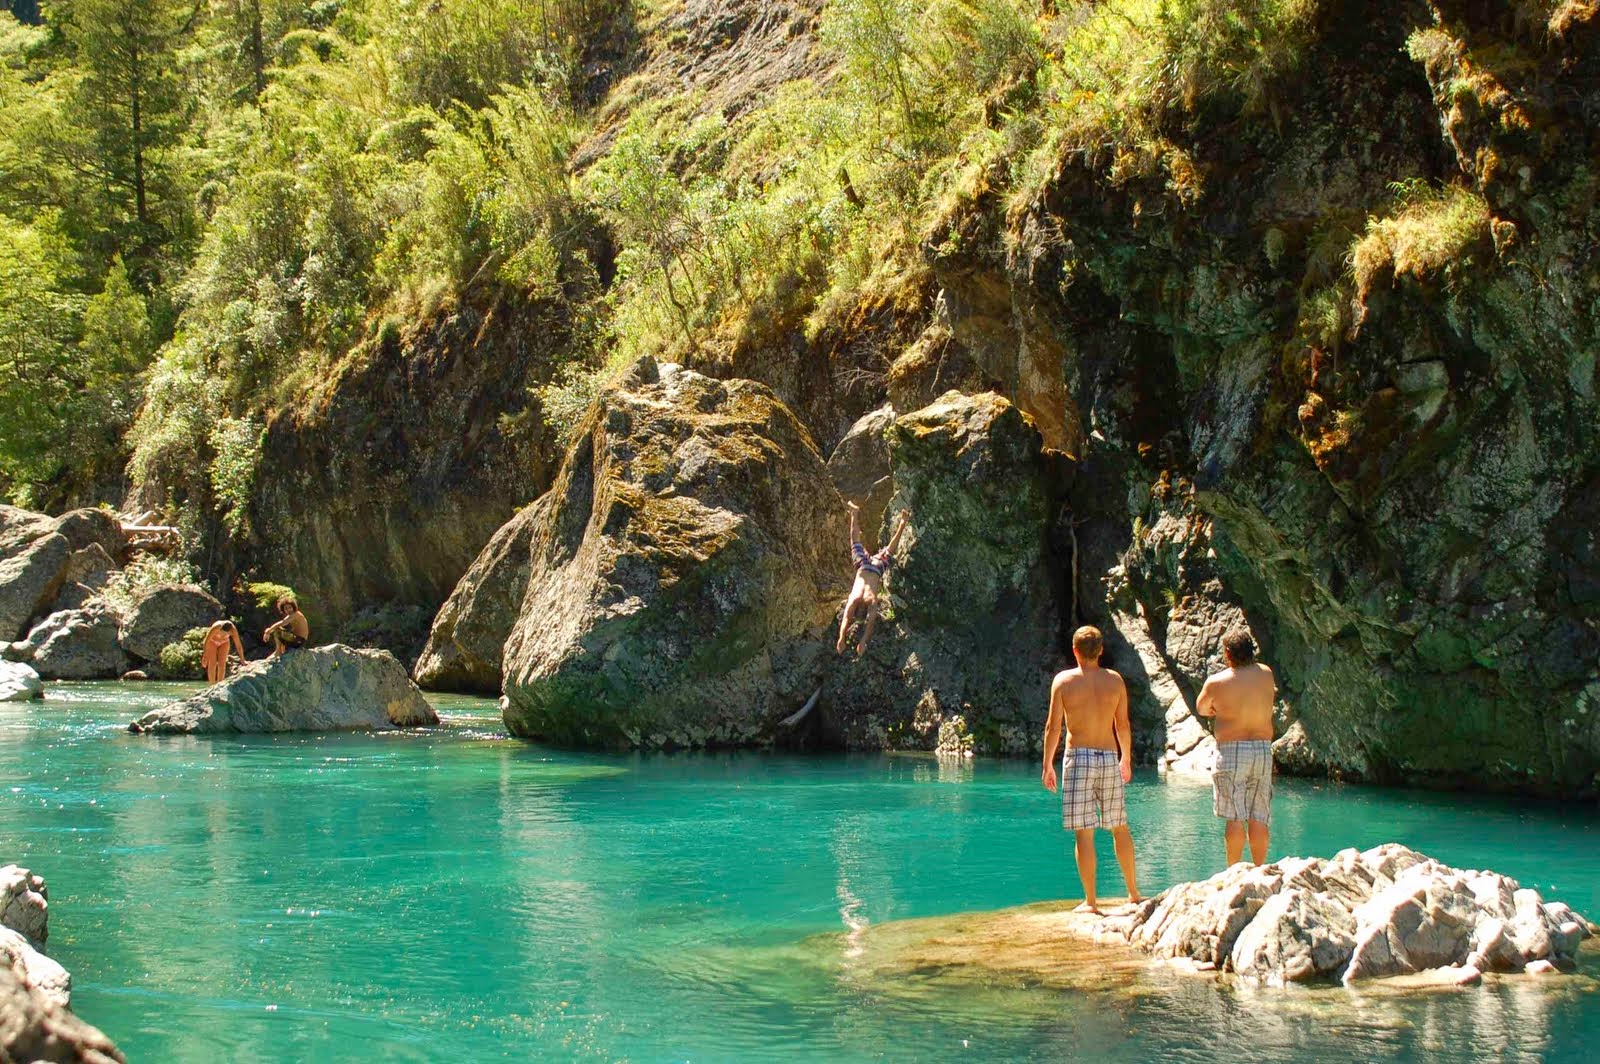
[[847, 500, 860, 548], [884, 510, 910, 554]]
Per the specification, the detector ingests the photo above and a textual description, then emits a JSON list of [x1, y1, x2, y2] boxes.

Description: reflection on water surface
[[1, 683, 1597, 1062]]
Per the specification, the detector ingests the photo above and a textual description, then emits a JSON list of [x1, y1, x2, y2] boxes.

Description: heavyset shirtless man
[[1041, 625, 1142, 913], [1197, 629, 1278, 866]]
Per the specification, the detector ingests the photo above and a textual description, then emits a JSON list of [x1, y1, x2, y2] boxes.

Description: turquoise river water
[[2, 683, 1598, 1062]]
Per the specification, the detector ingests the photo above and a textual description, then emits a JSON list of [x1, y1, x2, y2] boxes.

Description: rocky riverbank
[[0, 865, 124, 1063]]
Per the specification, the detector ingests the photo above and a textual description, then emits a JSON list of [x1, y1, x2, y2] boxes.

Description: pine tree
[[57, 0, 196, 282]]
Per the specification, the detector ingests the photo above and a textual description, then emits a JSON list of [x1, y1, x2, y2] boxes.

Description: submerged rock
[[1103, 844, 1593, 985], [129, 644, 438, 734], [0, 661, 41, 701], [497, 357, 845, 747], [0, 865, 124, 1063], [116, 585, 224, 663]]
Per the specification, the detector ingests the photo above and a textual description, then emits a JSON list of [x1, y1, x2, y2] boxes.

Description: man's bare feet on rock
[[1128, 894, 1145, 905], [1072, 902, 1101, 915]]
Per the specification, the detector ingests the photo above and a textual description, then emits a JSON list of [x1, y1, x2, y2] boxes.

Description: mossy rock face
[[499, 358, 847, 748], [820, 390, 1073, 756]]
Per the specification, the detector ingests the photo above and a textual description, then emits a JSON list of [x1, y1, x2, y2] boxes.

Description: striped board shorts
[[1214, 740, 1274, 825], [1061, 747, 1126, 831]]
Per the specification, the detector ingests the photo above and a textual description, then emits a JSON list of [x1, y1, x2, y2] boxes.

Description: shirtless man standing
[[1197, 629, 1278, 866], [1041, 626, 1142, 913]]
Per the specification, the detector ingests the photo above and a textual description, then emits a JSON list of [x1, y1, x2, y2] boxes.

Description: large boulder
[[0, 534, 70, 642], [414, 499, 546, 694], [128, 644, 439, 734], [826, 404, 896, 534], [0, 662, 42, 701], [820, 391, 1071, 754], [1100, 844, 1593, 984], [49, 510, 122, 561], [498, 358, 846, 748], [116, 585, 224, 663], [27, 606, 131, 681], [51, 546, 116, 614]]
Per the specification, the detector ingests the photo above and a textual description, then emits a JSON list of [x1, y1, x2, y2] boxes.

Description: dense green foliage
[[4, 0, 1503, 541]]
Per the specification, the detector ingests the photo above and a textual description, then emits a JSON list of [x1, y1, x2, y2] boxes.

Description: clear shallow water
[[0, 683, 1597, 1062]]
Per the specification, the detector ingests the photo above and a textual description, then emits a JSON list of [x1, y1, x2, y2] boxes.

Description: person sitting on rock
[[263, 596, 309, 657], [200, 620, 246, 684], [1197, 629, 1277, 866], [836, 503, 909, 656]]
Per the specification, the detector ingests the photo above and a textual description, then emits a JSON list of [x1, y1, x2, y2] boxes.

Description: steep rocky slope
[[143, 0, 1599, 794], [214, 298, 566, 641]]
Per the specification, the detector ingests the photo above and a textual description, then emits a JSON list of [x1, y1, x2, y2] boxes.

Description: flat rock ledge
[[1, 865, 124, 1063], [129, 644, 439, 735], [1095, 844, 1593, 986]]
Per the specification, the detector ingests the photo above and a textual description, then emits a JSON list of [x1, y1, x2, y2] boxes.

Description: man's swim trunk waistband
[[851, 542, 888, 576]]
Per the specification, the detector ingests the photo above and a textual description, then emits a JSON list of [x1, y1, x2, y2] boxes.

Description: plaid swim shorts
[[1213, 740, 1274, 825], [1061, 747, 1126, 831]]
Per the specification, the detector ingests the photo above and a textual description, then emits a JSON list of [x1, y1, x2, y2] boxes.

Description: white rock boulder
[[0, 661, 41, 701], [1102, 844, 1592, 984]]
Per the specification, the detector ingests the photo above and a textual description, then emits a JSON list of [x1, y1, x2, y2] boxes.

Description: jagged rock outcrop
[[0, 661, 42, 701], [496, 358, 846, 747], [0, 866, 124, 1063], [818, 391, 1069, 754], [0, 506, 127, 644], [129, 645, 438, 734], [0, 534, 70, 644], [1097, 844, 1593, 985], [414, 500, 545, 693], [115, 585, 223, 662]]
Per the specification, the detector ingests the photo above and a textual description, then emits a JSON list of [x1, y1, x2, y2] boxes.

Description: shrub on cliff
[[155, 627, 209, 680]]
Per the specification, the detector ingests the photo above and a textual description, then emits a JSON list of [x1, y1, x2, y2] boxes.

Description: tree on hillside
[[56, 0, 198, 284]]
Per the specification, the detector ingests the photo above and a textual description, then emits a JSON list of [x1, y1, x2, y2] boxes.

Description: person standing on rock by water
[[1042, 625, 1142, 913], [200, 621, 246, 684], [1197, 629, 1277, 866], [835, 503, 909, 656], [263, 596, 309, 657]]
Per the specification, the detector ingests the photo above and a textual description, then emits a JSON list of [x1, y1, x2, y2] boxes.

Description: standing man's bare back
[[1042, 626, 1142, 913], [1197, 629, 1278, 866]]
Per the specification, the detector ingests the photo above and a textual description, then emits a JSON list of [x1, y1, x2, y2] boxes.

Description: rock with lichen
[[498, 357, 847, 748]]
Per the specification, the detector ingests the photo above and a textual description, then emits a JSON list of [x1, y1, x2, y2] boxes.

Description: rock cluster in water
[[129, 644, 438, 734], [1096, 844, 1594, 985], [0, 864, 125, 1062]]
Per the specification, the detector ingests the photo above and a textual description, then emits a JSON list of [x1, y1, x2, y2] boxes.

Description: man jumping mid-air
[[836, 502, 908, 656]]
